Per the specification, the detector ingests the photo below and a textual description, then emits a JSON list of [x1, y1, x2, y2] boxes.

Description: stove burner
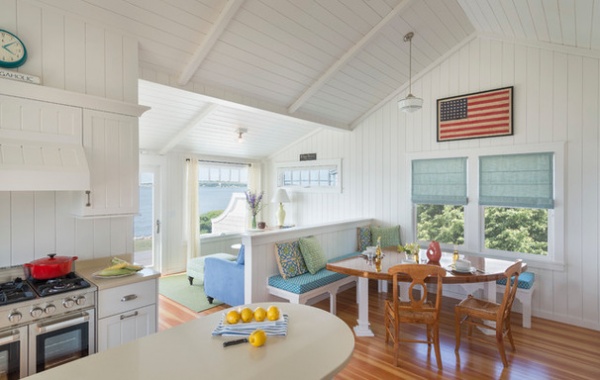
[[0, 277, 36, 306], [28, 273, 91, 297]]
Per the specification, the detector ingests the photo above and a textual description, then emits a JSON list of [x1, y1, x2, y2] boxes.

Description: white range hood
[[0, 138, 90, 191], [0, 94, 90, 191]]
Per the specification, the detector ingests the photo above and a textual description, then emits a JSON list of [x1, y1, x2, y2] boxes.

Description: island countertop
[[25, 302, 354, 380]]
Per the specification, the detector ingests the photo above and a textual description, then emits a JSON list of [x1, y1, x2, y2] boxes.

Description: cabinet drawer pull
[[120, 311, 139, 320], [121, 294, 138, 302], [85, 190, 91, 207]]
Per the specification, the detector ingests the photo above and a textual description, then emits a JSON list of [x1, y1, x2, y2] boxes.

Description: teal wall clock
[[0, 29, 27, 68]]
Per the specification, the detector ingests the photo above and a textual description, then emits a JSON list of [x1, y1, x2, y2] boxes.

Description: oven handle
[[0, 329, 20, 345], [36, 312, 90, 334]]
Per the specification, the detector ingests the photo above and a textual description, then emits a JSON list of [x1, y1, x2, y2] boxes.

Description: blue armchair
[[203, 245, 245, 307]]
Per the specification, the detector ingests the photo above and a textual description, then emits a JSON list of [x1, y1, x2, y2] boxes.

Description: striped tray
[[212, 314, 289, 337]]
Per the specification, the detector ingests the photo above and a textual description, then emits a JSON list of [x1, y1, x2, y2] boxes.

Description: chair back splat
[[385, 264, 446, 370]]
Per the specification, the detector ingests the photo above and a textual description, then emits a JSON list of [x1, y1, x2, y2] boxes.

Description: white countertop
[[76, 255, 160, 290], [25, 302, 355, 380]]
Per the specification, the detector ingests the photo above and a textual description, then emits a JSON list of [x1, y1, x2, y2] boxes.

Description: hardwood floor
[[159, 281, 600, 379]]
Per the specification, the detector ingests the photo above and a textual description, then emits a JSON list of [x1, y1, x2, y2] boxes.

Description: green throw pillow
[[370, 225, 401, 248], [357, 227, 372, 251], [298, 236, 327, 274], [275, 241, 308, 279]]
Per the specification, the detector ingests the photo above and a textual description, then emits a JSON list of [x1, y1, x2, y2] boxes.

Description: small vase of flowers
[[245, 190, 265, 229], [402, 242, 420, 262]]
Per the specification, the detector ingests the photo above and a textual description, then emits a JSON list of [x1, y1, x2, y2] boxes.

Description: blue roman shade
[[412, 157, 467, 205], [479, 152, 554, 209]]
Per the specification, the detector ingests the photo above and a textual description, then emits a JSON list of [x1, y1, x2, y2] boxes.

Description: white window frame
[[408, 141, 565, 271], [274, 159, 342, 193]]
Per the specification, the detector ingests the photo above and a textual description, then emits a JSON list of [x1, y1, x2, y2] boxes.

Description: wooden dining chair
[[384, 264, 446, 369], [454, 259, 523, 367]]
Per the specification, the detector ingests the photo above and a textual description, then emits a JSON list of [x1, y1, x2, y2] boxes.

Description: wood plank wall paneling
[[0, 1, 139, 265], [267, 36, 600, 331]]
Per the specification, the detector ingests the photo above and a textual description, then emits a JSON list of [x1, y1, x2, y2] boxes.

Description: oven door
[[0, 326, 27, 380], [28, 308, 95, 375]]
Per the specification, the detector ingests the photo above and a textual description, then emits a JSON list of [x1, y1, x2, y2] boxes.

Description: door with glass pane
[[134, 166, 161, 268]]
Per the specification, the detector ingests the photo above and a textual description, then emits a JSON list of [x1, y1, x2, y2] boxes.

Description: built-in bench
[[267, 252, 360, 315], [496, 271, 536, 328]]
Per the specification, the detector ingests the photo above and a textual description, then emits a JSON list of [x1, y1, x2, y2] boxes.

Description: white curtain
[[185, 158, 200, 260]]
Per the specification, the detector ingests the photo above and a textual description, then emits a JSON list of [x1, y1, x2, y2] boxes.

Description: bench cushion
[[496, 271, 535, 289], [269, 269, 349, 294]]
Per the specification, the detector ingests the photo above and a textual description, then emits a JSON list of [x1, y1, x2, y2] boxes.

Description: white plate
[[92, 270, 137, 278], [452, 266, 476, 274]]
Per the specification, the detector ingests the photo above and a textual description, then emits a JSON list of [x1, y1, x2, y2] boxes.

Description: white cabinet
[[97, 279, 157, 352], [74, 110, 139, 216]]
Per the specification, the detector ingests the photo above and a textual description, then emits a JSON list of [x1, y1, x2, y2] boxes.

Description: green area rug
[[159, 274, 223, 312]]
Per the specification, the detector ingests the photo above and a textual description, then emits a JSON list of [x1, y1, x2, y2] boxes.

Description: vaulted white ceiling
[[41, 0, 600, 159]]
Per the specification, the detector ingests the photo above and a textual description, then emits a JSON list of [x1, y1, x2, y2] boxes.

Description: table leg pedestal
[[353, 277, 375, 337]]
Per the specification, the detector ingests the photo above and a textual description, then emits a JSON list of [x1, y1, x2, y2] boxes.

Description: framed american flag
[[437, 86, 513, 142]]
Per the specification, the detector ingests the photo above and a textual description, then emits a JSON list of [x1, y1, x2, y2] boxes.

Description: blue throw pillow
[[236, 244, 245, 265]]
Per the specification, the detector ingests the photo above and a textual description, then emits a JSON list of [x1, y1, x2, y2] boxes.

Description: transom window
[[275, 159, 341, 193]]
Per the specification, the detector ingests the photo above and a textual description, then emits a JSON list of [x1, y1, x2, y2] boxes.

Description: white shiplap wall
[[0, 1, 139, 265], [267, 36, 600, 331]]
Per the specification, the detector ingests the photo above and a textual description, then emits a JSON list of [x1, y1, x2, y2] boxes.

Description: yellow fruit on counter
[[226, 310, 240, 324], [240, 307, 254, 323], [253, 307, 267, 322], [248, 329, 267, 347], [266, 305, 280, 321]]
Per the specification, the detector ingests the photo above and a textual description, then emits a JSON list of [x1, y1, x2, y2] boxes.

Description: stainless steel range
[[0, 266, 96, 379]]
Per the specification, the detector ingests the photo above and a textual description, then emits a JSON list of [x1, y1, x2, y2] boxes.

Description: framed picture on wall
[[437, 86, 513, 142]]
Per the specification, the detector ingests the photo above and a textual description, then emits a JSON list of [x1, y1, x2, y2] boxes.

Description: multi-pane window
[[276, 159, 341, 192]]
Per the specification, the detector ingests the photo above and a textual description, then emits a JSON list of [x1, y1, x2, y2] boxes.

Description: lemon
[[248, 329, 267, 347], [254, 307, 267, 322], [266, 305, 280, 321], [226, 310, 240, 324], [240, 307, 254, 323]]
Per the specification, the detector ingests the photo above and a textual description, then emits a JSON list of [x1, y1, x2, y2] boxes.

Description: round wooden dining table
[[326, 249, 526, 337]]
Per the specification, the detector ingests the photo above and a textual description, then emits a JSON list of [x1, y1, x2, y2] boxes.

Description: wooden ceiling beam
[[158, 104, 219, 155], [287, 0, 414, 114], [177, 0, 245, 86]]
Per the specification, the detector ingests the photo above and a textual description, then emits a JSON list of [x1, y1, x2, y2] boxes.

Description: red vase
[[426, 241, 442, 263]]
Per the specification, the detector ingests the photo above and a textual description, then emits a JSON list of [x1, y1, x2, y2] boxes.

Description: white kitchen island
[[25, 302, 355, 380]]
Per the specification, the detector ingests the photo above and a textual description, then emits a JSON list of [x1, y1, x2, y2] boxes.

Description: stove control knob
[[30, 307, 43, 318], [63, 298, 75, 308], [44, 304, 56, 314], [75, 296, 87, 306], [8, 311, 22, 323]]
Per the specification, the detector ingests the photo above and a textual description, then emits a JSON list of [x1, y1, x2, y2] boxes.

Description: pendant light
[[398, 32, 423, 113]]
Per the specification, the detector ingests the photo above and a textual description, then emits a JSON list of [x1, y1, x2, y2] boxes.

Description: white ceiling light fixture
[[237, 128, 247, 143], [398, 32, 423, 113]]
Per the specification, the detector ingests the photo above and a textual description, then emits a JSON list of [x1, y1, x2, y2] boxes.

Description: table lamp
[[271, 188, 290, 227]]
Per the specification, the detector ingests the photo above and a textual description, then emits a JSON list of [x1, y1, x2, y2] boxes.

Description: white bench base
[[267, 276, 356, 315], [497, 282, 536, 328]]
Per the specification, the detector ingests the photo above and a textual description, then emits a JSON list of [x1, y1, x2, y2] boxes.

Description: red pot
[[24, 253, 78, 280]]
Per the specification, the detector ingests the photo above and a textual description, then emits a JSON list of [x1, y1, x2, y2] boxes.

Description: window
[[275, 159, 341, 193], [412, 157, 467, 246], [410, 143, 563, 267], [480, 153, 554, 256], [198, 162, 249, 234]]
